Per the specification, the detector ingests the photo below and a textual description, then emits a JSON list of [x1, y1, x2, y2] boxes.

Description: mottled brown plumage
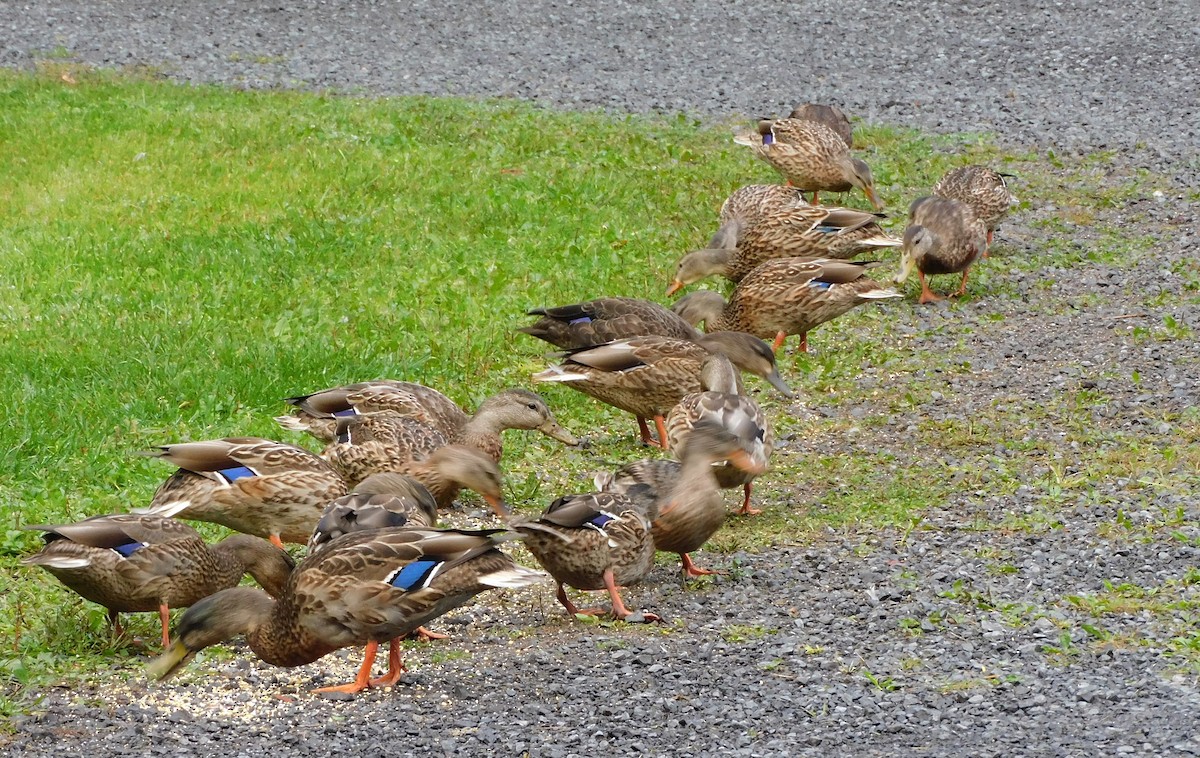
[[138, 438, 348, 547], [307, 472, 441, 553], [595, 422, 765, 577], [895, 195, 988, 304], [789, 103, 854, 148], [672, 257, 900, 353], [734, 118, 882, 209], [149, 527, 545, 694], [665, 355, 771, 516], [276, 381, 466, 444], [517, 297, 701, 349], [717, 184, 810, 231], [932, 165, 1018, 250], [669, 205, 900, 293], [510, 492, 656, 621], [321, 389, 575, 487], [533, 332, 792, 448], [23, 514, 293, 648]]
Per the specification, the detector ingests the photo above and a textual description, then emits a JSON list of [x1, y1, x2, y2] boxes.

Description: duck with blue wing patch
[[509, 492, 658, 622], [23, 514, 293, 649], [149, 526, 545, 695]]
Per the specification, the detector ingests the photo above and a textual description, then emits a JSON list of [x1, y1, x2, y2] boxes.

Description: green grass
[[1, 65, 1195, 717]]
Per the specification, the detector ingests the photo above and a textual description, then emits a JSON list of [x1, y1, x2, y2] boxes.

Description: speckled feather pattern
[[907, 196, 989, 276], [932, 165, 1018, 233], [519, 297, 700, 349], [277, 381, 468, 444], [717, 184, 810, 228], [745, 119, 858, 192]]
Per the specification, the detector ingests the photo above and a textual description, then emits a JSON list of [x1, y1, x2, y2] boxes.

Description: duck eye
[[526, 403, 537, 410]]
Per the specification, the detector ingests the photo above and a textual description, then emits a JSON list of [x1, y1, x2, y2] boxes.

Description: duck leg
[[367, 639, 408, 689], [917, 272, 944, 305], [158, 603, 171, 649], [983, 229, 993, 258], [312, 641, 378, 694], [951, 269, 970, 298], [636, 417, 657, 447], [106, 609, 125, 640], [737, 483, 762, 516], [604, 568, 659, 622], [810, 191, 821, 205], [798, 333, 809, 353], [680, 553, 723, 578], [555, 582, 583, 616], [653, 415, 669, 451], [771, 331, 787, 353], [411, 626, 449, 641]]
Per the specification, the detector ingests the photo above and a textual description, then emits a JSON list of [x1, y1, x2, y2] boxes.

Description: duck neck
[[245, 592, 339, 667]]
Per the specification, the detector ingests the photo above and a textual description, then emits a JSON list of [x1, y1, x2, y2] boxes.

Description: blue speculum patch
[[333, 408, 358, 417], [588, 512, 614, 528], [112, 539, 145, 557], [389, 559, 442, 590], [217, 465, 257, 484], [569, 316, 593, 325], [808, 281, 833, 290], [762, 133, 774, 145]]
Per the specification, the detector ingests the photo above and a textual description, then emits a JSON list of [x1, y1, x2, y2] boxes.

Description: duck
[[932, 165, 1018, 254], [508, 492, 657, 622], [669, 204, 900, 294], [594, 421, 765, 577], [148, 527, 546, 694], [23, 514, 294, 648], [325, 437, 509, 515], [517, 297, 701, 349], [665, 354, 771, 516], [788, 103, 854, 148], [716, 184, 810, 234], [533, 331, 792, 449], [894, 195, 988, 304], [671, 258, 901, 353], [276, 381, 467, 444], [137, 437, 348, 548], [733, 118, 883, 210], [318, 389, 576, 486], [307, 472, 440, 552]]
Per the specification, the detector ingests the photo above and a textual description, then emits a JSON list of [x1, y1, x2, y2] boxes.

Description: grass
[[1, 64, 1197, 718]]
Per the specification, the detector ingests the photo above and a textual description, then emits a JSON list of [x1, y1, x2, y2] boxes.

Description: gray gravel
[[4, 2, 1200, 757], [2, 0, 1198, 163]]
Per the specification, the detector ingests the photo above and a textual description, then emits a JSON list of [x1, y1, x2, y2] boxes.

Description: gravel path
[[4, 3, 1200, 757]]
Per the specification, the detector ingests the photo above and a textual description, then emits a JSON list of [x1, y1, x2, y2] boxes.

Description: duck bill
[[863, 185, 884, 211], [147, 640, 195, 681], [726, 449, 767, 476], [538, 420, 579, 446], [666, 280, 685, 297], [764, 369, 794, 398], [483, 493, 511, 519], [894, 252, 916, 285]]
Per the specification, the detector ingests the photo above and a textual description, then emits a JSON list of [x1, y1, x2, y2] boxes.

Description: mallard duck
[[509, 492, 657, 622], [517, 297, 701, 349], [734, 118, 883, 210], [308, 472, 440, 552], [665, 354, 770, 516], [325, 435, 509, 515], [23, 515, 294, 648], [533, 331, 792, 449], [276, 381, 466, 444], [595, 421, 764, 577], [669, 205, 900, 294], [717, 184, 810, 231], [788, 103, 854, 148], [319, 389, 576, 486], [137, 438, 348, 548], [149, 527, 546, 694], [932, 165, 1018, 254], [672, 258, 901, 353], [894, 195, 988, 304]]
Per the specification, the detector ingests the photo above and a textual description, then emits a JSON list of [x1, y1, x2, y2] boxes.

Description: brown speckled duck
[[932, 165, 1018, 254], [24, 514, 294, 648], [517, 297, 701, 349], [788, 103, 854, 148], [149, 527, 545, 695], [894, 195, 988, 304], [716, 184, 810, 233], [307, 472, 441, 552], [137, 438, 348, 548], [665, 354, 771, 516], [672, 258, 900, 353], [669, 205, 900, 294], [533, 331, 792, 449], [734, 118, 883, 209], [276, 381, 466, 444], [510, 492, 657, 622], [320, 389, 576, 487], [595, 421, 765, 577]]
